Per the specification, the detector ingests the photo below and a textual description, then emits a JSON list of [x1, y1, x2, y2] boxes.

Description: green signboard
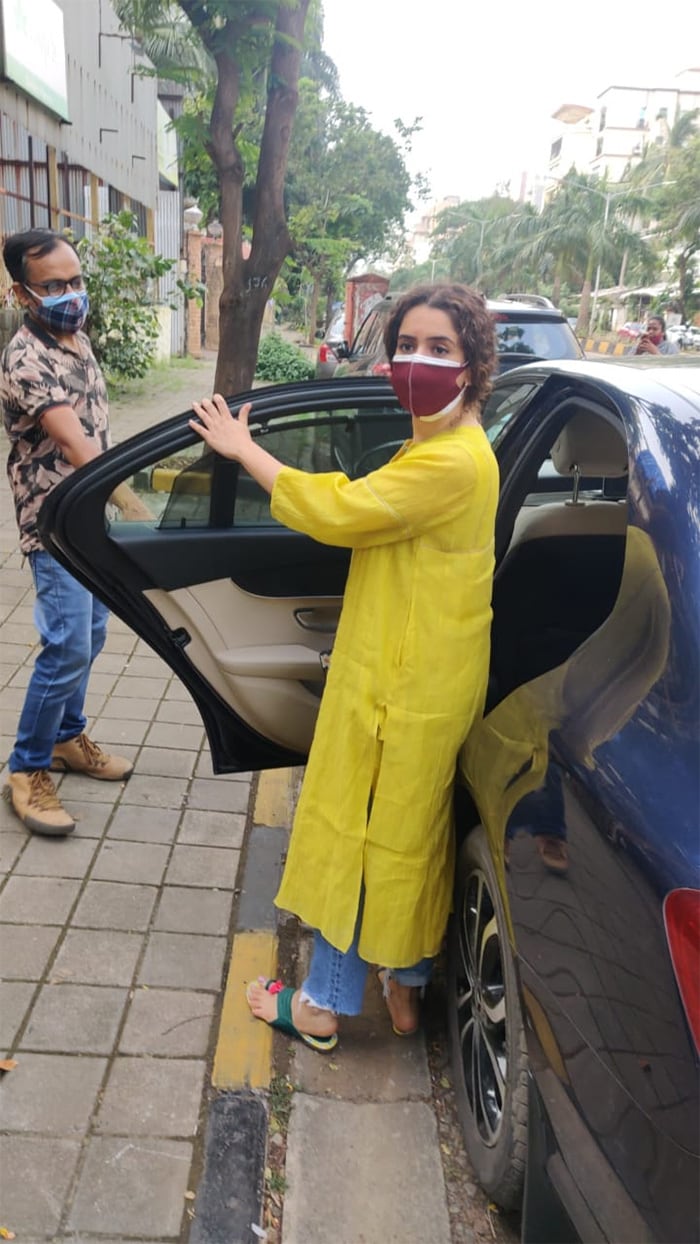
[[0, 0, 69, 120]]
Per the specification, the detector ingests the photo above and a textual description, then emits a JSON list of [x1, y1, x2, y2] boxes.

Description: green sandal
[[247, 978, 339, 1053]]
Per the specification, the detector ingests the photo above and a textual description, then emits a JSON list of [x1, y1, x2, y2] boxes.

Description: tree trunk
[[677, 252, 688, 322], [576, 256, 595, 336], [552, 260, 562, 309], [324, 286, 335, 332], [215, 0, 311, 394], [306, 276, 321, 345]]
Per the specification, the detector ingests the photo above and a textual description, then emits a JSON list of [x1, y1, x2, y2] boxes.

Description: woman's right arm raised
[[190, 395, 283, 495]]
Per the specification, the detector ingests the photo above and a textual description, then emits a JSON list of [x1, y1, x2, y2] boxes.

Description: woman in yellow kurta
[[191, 283, 499, 1050]]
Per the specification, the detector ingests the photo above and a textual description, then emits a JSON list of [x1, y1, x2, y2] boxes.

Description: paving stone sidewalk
[[0, 355, 241, 1240]]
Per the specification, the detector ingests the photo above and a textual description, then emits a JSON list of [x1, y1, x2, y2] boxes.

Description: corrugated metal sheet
[[156, 186, 185, 355], [1, 0, 181, 360], [0, 115, 50, 233]]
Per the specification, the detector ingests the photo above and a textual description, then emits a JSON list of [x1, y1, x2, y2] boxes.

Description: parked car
[[39, 359, 700, 1244], [327, 292, 584, 382], [617, 321, 645, 342], [315, 308, 347, 379], [666, 324, 685, 348], [667, 323, 700, 350]]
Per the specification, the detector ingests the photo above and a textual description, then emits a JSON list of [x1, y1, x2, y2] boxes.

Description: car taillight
[[318, 344, 330, 363], [664, 888, 700, 1052]]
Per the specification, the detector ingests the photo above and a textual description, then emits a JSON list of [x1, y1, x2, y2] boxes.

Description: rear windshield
[[352, 309, 387, 357], [494, 316, 581, 360]]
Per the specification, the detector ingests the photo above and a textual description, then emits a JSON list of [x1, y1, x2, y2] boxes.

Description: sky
[[322, 1, 695, 211]]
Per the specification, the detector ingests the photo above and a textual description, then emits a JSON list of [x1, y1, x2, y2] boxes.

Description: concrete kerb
[[192, 766, 296, 1244], [583, 337, 628, 356]]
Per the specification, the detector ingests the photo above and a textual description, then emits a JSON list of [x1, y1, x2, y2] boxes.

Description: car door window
[[481, 380, 540, 444], [234, 407, 409, 526], [105, 402, 409, 534], [147, 445, 215, 528]]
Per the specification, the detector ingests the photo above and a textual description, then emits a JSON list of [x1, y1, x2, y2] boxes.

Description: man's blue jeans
[[9, 551, 109, 773]]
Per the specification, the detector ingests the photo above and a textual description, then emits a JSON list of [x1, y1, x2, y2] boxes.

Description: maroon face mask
[[390, 353, 465, 421]]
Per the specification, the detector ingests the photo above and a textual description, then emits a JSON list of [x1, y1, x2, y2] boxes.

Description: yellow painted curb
[[585, 338, 628, 357], [151, 467, 210, 494], [254, 767, 294, 828], [212, 930, 277, 1089]]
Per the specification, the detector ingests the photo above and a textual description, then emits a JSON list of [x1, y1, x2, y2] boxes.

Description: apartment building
[[547, 67, 700, 185], [409, 196, 460, 263]]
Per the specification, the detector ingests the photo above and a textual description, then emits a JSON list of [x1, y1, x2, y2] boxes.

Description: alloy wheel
[[454, 868, 507, 1147]]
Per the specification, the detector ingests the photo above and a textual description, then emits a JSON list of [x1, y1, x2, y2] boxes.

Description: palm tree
[[430, 197, 529, 291], [646, 134, 700, 320], [514, 173, 655, 335], [628, 108, 699, 184], [627, 113, 699, 320]]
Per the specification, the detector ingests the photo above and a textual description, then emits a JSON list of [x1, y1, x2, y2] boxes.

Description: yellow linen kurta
[[272, 424, 499, 967]]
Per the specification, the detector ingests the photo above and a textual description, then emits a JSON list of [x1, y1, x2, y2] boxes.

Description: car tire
[[447, 825, 529, 1210]]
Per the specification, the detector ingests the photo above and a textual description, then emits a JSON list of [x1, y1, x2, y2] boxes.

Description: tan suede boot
[[51, 733, 134, 781], [3, 770, 76, 836]]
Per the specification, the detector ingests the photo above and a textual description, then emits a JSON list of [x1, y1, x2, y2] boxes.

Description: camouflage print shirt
[[1, 317, 111, 554]]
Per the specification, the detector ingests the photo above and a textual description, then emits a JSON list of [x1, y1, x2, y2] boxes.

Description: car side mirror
[[335, 340, 350, 359]]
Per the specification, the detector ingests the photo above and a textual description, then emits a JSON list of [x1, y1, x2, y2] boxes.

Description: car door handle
[[220, 644, 326, 679], [294, 607, 339, 634]]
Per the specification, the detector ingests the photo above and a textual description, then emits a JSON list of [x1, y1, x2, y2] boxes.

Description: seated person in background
[[633, 315, 680, 356]]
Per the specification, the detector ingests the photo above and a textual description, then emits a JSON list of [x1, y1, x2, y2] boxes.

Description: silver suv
[[331, 292, 584, 379]]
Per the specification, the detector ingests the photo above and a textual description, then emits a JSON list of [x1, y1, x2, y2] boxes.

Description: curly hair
[[383, 282, 497, 410]]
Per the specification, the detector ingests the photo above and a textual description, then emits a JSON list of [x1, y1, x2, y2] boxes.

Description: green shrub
[[76, 211, 174, 381], [255, 332, 314, 383]]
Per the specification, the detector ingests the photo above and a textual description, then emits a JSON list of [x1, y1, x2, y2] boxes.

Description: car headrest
[[551, 413, 628, 478]]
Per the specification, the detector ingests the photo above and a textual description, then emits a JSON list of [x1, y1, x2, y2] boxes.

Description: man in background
[[1, 228, 145, 836]]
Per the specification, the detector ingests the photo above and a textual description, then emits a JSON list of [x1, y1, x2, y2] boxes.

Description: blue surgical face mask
[[24, 286, 90, 334]]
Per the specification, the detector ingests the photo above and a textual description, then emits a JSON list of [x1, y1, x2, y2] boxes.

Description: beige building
[[547, 67, 700, 186], [409, 196, 460, 264]]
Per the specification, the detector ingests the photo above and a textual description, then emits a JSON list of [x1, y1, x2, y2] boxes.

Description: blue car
[[40, 358, 700, 1243]]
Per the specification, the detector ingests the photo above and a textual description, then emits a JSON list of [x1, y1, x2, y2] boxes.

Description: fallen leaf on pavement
[[0, 1227, 17, 1239], [0, 1060, 18, 1074]]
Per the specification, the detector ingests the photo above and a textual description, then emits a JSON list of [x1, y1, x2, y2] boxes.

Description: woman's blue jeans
[[301, 902, 434, 1016], [9, 551, 110, 773]]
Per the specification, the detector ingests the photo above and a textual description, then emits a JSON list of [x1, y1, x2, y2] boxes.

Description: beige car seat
[[490, 410, 629, 702]]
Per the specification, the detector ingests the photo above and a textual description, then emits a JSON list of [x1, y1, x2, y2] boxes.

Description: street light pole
[[590, 192, 612, 332], [545, 176, 678, 333], [455, 213, 519, 286]]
